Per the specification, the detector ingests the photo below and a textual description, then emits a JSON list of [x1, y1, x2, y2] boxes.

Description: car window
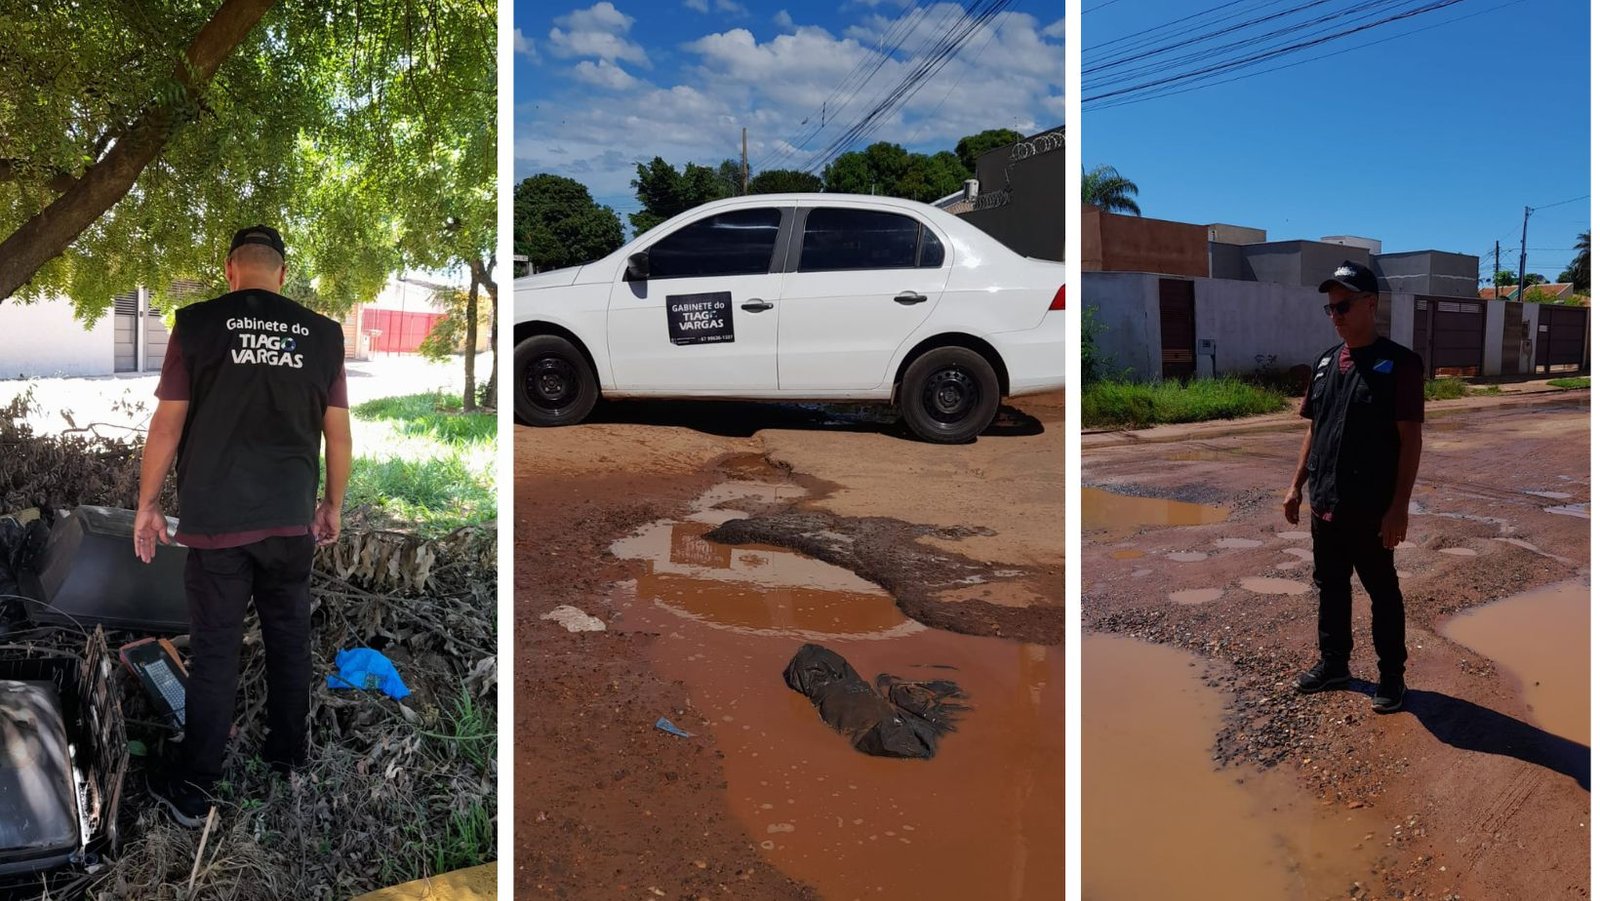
[[799, 208, 928, 272], [917, 226, 944, 269], [647, 208, 782, 279]]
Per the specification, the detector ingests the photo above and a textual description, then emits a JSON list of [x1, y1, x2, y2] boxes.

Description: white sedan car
[[512, 193, 1064, 443]]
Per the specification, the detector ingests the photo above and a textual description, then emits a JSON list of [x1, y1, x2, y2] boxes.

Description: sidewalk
[[0, 352, 492, 436], [1083, 380, 1587, 449]]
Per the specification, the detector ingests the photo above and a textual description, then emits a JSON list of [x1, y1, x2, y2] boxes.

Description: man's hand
[[312, 498, 341, 546], [1380, 504, 1408, 550], [133, 505, 172, 563], [1283, 489, 1302, 525]]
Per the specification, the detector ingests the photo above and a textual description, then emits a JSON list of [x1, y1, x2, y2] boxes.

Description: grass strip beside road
[[1083, 378, 1286, 429], [345, 392, 495, 536], [1549, 377, 1590, 389]]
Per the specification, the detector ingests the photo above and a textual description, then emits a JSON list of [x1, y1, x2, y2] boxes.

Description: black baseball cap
[[1318, 260, 1379, 295], [229, 224, 286, 257]]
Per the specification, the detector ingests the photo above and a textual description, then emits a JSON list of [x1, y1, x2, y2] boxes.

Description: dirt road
[[514, 394, 1064, 899], [1082, 394, 1590, 900]]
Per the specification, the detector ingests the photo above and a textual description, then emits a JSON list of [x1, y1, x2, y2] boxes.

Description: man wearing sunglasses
[[1283, 260, 1423, 714]]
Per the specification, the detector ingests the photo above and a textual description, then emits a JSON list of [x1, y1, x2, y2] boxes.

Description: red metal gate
[[1536, 305, 1589, 373]]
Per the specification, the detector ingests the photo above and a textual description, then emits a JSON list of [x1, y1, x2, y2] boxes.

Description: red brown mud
[[1083, 397, 1590, 900], [518, 393, 1064, 899]]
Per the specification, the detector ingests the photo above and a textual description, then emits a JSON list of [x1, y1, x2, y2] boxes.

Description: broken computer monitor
[[118, 638, 188, 732], [22, 506, 188, 632], [0, 680, 80, 877]]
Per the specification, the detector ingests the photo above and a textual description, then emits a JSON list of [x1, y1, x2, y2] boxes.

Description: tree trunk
[[463, 274, 480, 412], [471, 256, 498, 409], [0, 0, 277, 301]]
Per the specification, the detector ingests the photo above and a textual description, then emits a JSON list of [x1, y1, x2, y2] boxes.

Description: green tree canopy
[[955, 128, 1022, 171], [1569, 230, 1590, 293], [1494, 269, 1518, 287], [0, 0, 494, 322], [821, 141, 967, 202], [628, 157, 733, 235], [747, 169, 823, 194], [513, 174, 624, 272], [1082, 164, 1140, 216]]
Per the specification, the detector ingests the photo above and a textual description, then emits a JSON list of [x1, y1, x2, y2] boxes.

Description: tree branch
[[0, 160, 77, 195], [0, 0, 277, 302]]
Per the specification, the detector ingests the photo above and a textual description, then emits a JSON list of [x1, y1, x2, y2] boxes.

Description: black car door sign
[[666, 292, 734, 345]]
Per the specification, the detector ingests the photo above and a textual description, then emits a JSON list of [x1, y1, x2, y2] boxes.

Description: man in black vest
[[1284, 260, 1424, 714], [133, 225, 351, 826]]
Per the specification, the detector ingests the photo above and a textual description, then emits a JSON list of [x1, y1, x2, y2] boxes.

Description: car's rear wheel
[[899, 347, 1000, 443], [515, 335, 598, 426]]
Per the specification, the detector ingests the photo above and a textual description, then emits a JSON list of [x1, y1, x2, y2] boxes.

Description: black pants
[[1311, 513, 1407, 678], [181, 534, 314, 787]]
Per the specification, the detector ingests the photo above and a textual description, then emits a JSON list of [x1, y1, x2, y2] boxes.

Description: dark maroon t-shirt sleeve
[[155, 331, 189, 401], [1394, 354, 1424, 422], [328, 362, 348, 409]]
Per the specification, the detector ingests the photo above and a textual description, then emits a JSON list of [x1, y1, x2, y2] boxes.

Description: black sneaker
[[148, 770, 213, 828], [1294, 659, 1351, 693], [1373, 676, 1406, 713]]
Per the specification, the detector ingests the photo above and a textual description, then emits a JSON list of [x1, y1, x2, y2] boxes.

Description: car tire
[[899, 347, 1000, 443], [515, 335, 598, 426]]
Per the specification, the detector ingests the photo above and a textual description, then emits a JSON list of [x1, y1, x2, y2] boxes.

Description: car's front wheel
[[899, 347, 1000, 443], [515, 335, 598, 426]]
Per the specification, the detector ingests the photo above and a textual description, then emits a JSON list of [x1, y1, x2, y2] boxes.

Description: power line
[[1533, 193, 1589, 210], [1083, 0, 1127, 12]]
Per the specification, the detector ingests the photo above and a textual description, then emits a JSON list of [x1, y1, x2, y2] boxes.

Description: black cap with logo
[[1318, 260, 1380, 295], [229, 224, 286, 258]]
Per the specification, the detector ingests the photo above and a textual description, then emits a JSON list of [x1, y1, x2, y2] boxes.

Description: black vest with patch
[[1304, 337, 1413, 520], [173, 290, 344, 536]]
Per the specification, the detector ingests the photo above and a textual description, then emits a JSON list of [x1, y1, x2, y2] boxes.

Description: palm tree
[[1571, 230, 1589, 293], [1081, 165, 1141, 216]]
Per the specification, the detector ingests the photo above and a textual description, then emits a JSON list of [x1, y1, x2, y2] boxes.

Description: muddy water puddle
[[1084, 634, 1387, 900], [1083, 487, 1229, 539], [612, 483, 1064, 900], [1441, 580, 1589, 745]]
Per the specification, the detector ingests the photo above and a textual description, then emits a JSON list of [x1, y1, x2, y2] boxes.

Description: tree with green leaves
[[1082, 165, 1140, 216], [1494, 269, 1518, 287], [513, 174, 624, 272], [628, 157, 733, 234], [747, 169, 823, 194], [0, 0, 495, 338], [955, 128, 1022, 171], [821, 142, 966, 202], [1569, 231, 1589, 293]]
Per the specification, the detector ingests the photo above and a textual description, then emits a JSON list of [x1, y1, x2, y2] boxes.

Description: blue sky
[[514, 0, 1067, 224], [1083, 0, 1591, 285]]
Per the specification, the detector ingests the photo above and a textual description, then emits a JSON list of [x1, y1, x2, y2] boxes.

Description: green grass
[[431, 801, 494, 876], [1083, 377, 1287, 429], [1550, 377, 1591, 389], [1469, 385, 1502, 397], [344, 393, 496, 535], [1423, 377, 1469, 401]]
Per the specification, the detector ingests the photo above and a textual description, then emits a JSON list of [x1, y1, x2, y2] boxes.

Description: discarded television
[[22, 506, 188, 632], [0, 681, 79, 876]]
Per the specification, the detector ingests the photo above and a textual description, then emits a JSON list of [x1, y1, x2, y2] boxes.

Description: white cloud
[[773, 9, 796, 30], [513, 27, 540, 62], [572, 59, 642, 90], [1044, 18, 1066, 39], [684, 0, 709, 10], [548, 1, 651, 66], [715, 0, 747, 14]]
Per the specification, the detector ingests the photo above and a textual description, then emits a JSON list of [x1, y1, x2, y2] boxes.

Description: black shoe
[[148, 770, 213, 829], [1294, 659, 1351, 693], [1373, 676, 1406, 713]]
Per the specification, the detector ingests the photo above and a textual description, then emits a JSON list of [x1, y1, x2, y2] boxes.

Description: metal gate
[[112, 292, 138, 372], [1536, 305, 1589, 373], [143, 300, 169, 371], [1412, 296, 1486, 376], [1158, 278, 1196, 380]]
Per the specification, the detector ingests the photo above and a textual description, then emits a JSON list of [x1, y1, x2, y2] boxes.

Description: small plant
[[1550, 376, 1590, 389], [1082, 377, 1286, 429], [1423, 377, 1469, 401]]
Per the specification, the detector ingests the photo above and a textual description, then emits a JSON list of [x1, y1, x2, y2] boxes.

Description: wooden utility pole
[[741, 127, 749, 195], [1517, 206, 1531, 300], [1494, 240, 1500, 294]]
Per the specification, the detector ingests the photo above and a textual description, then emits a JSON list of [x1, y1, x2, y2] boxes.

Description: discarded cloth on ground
[[326, 647, 412, 700], [782, 642, 966, 759]]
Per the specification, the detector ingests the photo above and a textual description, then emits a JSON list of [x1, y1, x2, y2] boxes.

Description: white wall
[[368, 276, 452, 313], [0, 295, 114, 378], [1482, 300, 1505, 377], [1193, 278, 1336, 374], [1083, 272, 1161, 380]]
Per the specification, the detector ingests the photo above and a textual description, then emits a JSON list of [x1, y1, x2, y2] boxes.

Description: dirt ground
[[1083, 392, 1591, 900], [513, 393, 1064, 899]]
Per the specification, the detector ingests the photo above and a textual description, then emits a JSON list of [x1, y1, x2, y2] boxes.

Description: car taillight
[[1048, 285, 1065, 311]]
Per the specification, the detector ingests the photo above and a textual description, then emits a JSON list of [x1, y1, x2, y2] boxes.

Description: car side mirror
[[625, 251, 649, 281]]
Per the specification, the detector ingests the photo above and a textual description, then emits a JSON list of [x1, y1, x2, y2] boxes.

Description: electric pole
[[1517, 205, 1530, 300], [741, 127, 749, 195], [1494, 240, 1500, 294]]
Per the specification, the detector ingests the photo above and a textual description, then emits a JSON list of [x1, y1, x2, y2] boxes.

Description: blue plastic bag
[[326, 648, 412, 700]]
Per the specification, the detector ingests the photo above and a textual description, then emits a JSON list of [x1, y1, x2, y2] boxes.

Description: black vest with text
[[1304, 336, 1416, 521], [173, 290, 344, 536]]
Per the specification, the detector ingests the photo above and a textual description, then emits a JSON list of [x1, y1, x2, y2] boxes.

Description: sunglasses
[[1322, 294, 1371, 316]]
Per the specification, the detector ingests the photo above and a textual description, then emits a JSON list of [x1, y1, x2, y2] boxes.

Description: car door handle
[[741, 299, 774, 312], [894, 292, 928, 305]]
